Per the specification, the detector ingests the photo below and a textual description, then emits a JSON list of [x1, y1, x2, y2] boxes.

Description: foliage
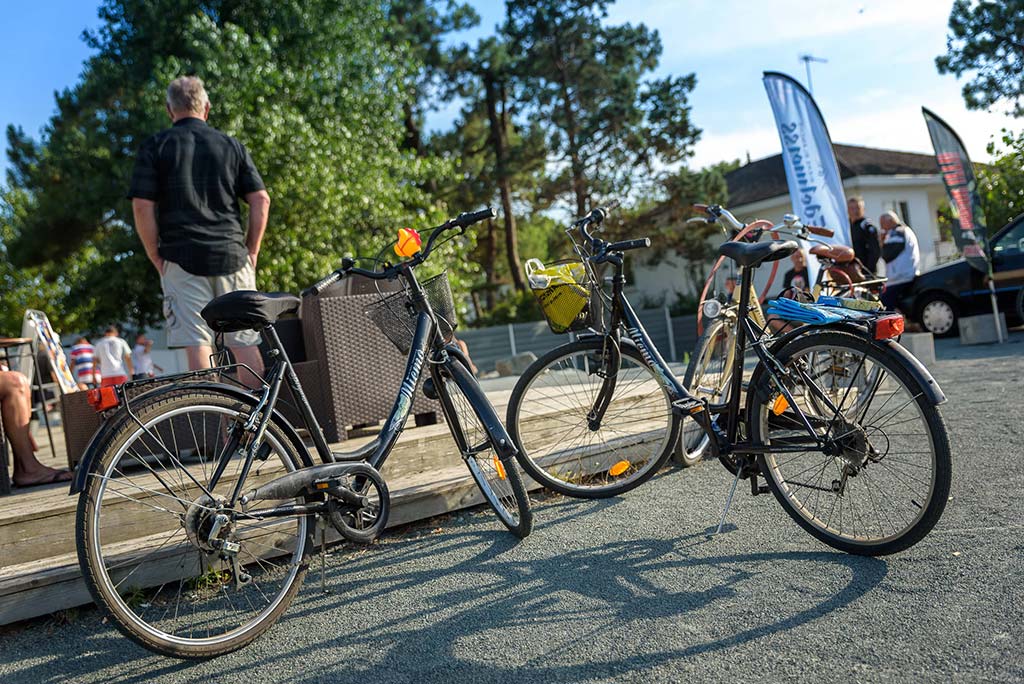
[[505, 0, 701, 215], [936, 0, 1024, 117], [470, 288, 543, 327], [2, 0, 454, 331], [978, 130, 1024, 232]]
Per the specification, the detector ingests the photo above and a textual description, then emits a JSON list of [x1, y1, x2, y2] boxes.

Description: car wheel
[[918, 294, 958, 337]]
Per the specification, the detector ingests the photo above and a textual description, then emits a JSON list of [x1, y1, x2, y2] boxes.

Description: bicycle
[[508, 202, 952, 557], [680, 205, 887, 464], [70, 208, 532, 659]]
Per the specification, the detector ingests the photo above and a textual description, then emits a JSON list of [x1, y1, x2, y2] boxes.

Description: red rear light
[[874, 314, 905, 340], [87, 386, 120, 412]]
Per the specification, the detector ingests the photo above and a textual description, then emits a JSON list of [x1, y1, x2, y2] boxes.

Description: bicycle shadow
[[9, 496, 887, 684]]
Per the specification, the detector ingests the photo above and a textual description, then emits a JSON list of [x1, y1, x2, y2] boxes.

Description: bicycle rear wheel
[[750, 330, 951, 556], [76, 389, 311, 658], [434, 357, 533, 538], [507, 338, 679, 498]]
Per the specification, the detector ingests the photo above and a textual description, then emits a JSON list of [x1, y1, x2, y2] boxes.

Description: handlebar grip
[[607, 237, 652, 252], [455, 207, 496, 228], [692, 203, 709, 211], [302, 269, 342, 297], [805, 224, 834, 238]]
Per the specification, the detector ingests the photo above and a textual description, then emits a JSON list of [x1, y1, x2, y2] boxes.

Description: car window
[[993, 221, 1024, 257]]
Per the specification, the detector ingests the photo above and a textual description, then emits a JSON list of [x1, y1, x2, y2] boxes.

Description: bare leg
[[186, 345, 214, 371], [1, 372, 69, 485], [230, 345, 265, 390]]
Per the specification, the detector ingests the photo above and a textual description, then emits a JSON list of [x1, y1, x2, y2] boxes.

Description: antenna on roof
[[799, 54, 828, 95]]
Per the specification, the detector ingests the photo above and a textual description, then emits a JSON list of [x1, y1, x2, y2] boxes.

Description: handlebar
[[301, 207, 496, 297], [805, 224, 834, 238], [569, 200, 651, 261]]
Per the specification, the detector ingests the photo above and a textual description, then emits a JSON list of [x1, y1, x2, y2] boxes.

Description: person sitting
[[782, 249, 809, 293], [0, 369, 72, 487], [879, 211, 921, 312]]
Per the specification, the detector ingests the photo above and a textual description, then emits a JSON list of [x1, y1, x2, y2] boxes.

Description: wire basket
[[365, 272, 457, 354], [528, 259, 596, 335]]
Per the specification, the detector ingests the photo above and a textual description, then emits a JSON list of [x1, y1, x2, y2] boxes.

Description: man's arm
[[244, 189, 271, 268], [132, 199, 164, 274]]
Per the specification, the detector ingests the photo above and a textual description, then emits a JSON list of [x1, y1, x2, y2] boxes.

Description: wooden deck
[[0, 377, 673, 625]]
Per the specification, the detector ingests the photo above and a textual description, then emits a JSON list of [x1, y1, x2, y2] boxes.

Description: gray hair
[[166, 76, 209, 115], [880, 210, 903, 227]]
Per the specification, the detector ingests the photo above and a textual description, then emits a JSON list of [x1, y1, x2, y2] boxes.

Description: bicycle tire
[[435, 356, 533, 538], [677, 315, 736, 467], [749, 329, 951, 556], [76, 388, 312, 658], [507, 338, 679, 499]]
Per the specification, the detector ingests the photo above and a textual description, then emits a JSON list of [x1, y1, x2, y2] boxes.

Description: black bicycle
[[71, 208, 532, 659], [509, 202, 951, 556]]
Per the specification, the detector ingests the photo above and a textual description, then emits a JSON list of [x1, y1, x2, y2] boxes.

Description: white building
[[631, 143, 952, 306]]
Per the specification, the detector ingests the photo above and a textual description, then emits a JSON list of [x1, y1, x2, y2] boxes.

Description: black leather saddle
[[719, 240, 799, 268], [201, 290, 301, 333]]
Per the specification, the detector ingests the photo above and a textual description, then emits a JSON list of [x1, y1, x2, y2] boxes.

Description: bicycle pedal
[[672, 397, 704, 414]]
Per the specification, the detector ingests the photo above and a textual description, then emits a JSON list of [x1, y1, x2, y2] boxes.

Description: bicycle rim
[[79, 394, 309, 656], [510, 340, 677, 497], [754, 333, 950, 554]]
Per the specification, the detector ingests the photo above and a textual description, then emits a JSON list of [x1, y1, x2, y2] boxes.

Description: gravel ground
[[1, 335, 1021, 683]]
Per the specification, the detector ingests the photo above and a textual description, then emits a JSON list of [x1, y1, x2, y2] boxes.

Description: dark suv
[[901, 213, 1024, 336]]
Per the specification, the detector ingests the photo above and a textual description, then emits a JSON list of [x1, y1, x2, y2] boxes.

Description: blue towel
[[766, 298, 875, 325]]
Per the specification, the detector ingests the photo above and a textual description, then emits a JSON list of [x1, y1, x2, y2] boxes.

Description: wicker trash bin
[[301, 289, 439, 442]]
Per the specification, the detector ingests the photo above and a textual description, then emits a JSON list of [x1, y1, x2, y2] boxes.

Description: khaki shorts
[[161, 260, 261, 348]]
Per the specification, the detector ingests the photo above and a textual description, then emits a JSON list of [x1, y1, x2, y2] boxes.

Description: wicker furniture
[[301, 287, 439, 442]]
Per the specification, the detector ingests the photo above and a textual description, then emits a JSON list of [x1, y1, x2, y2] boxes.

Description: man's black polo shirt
[[128, 117, 265, 276]]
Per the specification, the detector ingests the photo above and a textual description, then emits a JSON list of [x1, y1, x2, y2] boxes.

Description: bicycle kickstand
[[715, 468, 742, 535]]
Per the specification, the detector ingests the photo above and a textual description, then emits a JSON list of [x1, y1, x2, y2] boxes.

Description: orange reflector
[[772, 394, 789, 416], [315, 482, 330, 490], [493, 456, 507, 480], [874, 314, 905, 340], [86, 386, 119, 412], [608, 460, 631, 477]]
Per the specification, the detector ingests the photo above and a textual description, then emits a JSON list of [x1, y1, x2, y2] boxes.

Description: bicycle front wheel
[[750, 330, 951, 556], [677, 315, 735, 466], [507, 338, 679, 498], [76, 389, 311, 658], [435, 357, 533, 538]]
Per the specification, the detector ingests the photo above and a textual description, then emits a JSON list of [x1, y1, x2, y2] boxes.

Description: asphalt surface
[[2, 335, 1022, 683]]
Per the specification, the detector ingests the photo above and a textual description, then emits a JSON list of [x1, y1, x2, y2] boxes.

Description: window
[[882, 199, 911, 226], [993, 220, 1024, 257]]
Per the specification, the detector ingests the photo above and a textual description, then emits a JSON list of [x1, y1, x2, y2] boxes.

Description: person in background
[[847, 196, 881, 274], [132, 334, 163, 379], [69, 337, 101, 389], [878, 211, 921, 312], [95, 326, 134, 387], [128, 76, 269, 387], [0, 368, 71, 486], [782, 249, 809, 292]]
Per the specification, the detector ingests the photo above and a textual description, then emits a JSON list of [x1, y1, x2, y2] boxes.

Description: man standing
[[128, 76, 269, 382], [95, 326, 134, 387], [847, 196, 881, 275], [878, 211, 921, 312]]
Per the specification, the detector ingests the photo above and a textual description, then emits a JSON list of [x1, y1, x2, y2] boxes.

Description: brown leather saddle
[[809, 244, 855, 264]]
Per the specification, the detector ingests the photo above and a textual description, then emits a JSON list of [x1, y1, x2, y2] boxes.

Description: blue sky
[[1, 0, 1018, 182]]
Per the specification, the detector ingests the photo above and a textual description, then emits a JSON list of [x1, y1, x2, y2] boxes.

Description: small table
[[0, 338, 58, 480]]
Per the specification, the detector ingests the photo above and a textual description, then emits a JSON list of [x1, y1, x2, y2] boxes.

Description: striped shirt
[[69, 343, 99, 383]]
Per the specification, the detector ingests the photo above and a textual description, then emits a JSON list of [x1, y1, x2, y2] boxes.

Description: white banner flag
[[763, 71, 850, 259]]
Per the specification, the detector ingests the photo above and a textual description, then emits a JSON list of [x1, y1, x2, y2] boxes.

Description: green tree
[[979, 130, 1024, 231], [505, 0, 701, 215], [936, 0, 1024, 117], [3, 0, 450, 331]]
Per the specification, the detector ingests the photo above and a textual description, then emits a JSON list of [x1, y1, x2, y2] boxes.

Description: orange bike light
[[87, 386, 120, 412], [874, 314, 905, 340]]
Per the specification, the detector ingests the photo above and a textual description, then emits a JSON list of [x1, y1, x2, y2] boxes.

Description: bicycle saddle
[[810, 244, 855, 263], [201, 290, 301, 332], [718, 240, 799, 268]]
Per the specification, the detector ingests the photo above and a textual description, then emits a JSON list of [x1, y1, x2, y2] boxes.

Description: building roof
[[725, 143, 941, 207]]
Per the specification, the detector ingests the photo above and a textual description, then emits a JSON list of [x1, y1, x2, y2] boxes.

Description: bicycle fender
[[69, 381, 315, 495]]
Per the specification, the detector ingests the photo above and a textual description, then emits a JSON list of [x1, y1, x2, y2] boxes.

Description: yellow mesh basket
[[526, 259, 594, 334]]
